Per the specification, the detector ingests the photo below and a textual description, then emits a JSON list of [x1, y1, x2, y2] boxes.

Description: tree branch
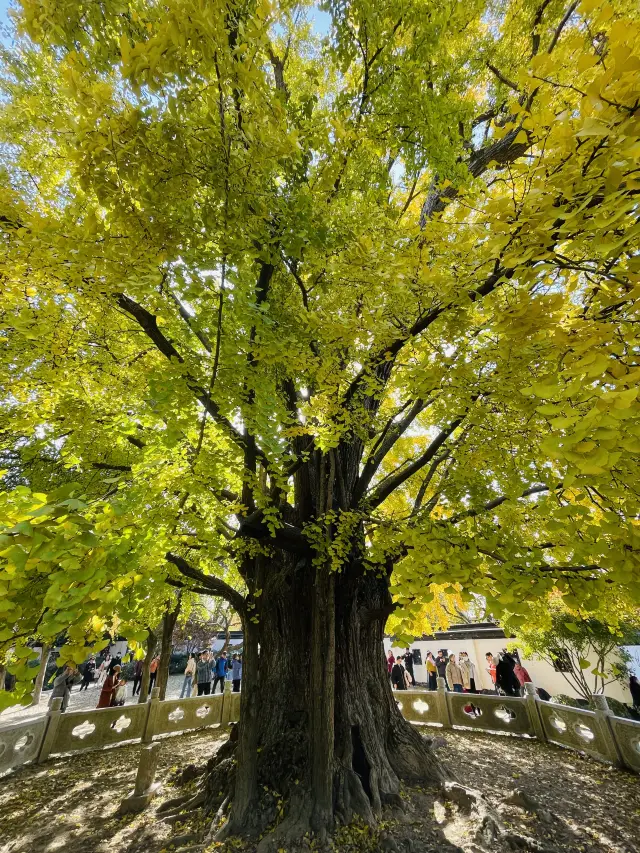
[[353, 397, 431, 504], [548, 1, 579, 54], [486, 63, 520, 93], [115, 292, 268, 464], [365, 415, 465, 509], [165, 552, 246, 615], [447, 483, 557, 524], [167, 289, 213, 353]]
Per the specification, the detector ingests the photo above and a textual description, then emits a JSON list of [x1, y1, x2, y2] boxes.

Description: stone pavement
[[0, 673, 230, 726]]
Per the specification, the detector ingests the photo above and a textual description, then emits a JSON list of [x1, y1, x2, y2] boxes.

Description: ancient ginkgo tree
[[1, 0, 640, 845]]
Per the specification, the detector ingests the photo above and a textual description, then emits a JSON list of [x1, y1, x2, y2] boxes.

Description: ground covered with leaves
[[0, 727, 638, 853]]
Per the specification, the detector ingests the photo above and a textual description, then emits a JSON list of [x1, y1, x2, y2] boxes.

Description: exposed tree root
[[503, 788, 556, 824], [158, 790, 205, 824], [157, 792, 198, 814], [441, 781, 559, 853]]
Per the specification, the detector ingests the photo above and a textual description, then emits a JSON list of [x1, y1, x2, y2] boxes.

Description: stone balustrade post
[[117, 742, 162, 814], [523, 682, 546, 742], [592, 693, 623, 767], [37, 697, 63, 764], [436, 677, 452, 729], [220, 678, 233, 726], [142, 687, 161, 743]]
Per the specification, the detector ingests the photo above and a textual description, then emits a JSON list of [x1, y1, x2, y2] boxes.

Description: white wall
[[384, 637, 633, 703]]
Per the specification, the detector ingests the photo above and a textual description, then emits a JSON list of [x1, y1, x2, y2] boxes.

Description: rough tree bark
[[158, 595, 182, 700], [205, 549, 447, 846], [138, 628, 158, 704], [31, 643, 51, 707]]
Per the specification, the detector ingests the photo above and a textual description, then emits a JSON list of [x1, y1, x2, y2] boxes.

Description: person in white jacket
[[459, 652, 478, 693]]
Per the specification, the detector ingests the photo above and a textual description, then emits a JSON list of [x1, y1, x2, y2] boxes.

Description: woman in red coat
[[97, 665, 123, 708]]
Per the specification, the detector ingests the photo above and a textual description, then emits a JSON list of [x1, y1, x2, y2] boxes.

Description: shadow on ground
[[0, 727, 638, 853]]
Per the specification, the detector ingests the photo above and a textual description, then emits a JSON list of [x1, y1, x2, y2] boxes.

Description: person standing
[[496, 652, 520, 696], [426, 652, 438, 690], [391, 657, 407, 690], [459, 652, 478, 693], [196, 652, 211, 696], [49, 664, 79, 711], [630, 674, 640, 710], [108, 653, 122, 675], [181, 655, 196, 698], [79, 656, 96, 691], [132, 658, 144, 696], [212, 651, 228, 694], [435, 651, 448, 686], [148, 655, 160, 691], [485, 652, 498, 692], [445, 654, 464, 692], [514, 659, 533, 695], [404, 651, 416, 687], [97, 665, 124, 709], [96, 654, 111, 686], [231, 654, 242, 692], [387, 651, 395, 682]]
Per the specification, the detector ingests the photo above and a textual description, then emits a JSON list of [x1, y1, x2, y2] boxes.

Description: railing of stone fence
[[1, 679, 639, 778]]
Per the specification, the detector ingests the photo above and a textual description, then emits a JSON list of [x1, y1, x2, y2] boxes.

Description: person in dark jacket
[[231, 654, 242, 692], [132, 658, 144, 696], [496, 652, 521, 696], [630, 674, 640, 710], [404, 651, 416, 686], [435, 651, 448, 685], [391, 659, 407, 690], [79, 656, 96, 691]]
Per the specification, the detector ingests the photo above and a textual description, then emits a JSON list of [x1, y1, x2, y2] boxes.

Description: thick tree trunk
[[31, 643, 51, 707], [158, 597, 181, 700], [138, 628, 157, 704], [207, 552, 448, 844]]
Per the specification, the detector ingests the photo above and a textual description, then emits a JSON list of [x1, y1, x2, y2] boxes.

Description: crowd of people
[[387, 647, 550, 698], [47, 648, 243, 712], [191, 650, 243, 696]]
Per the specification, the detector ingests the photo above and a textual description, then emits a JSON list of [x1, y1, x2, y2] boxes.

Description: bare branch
[[486, 63, 520, 93], [548, 1, 579, 54], [115, 292, 268, 464], [354, 397, 432, 503], [166, 552, 246, 615], [167, 289, 213, 353], [366, 415, 465, 509], [447, 483, 557, 524]]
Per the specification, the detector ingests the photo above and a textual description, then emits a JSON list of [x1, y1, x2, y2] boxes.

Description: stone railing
[[0, 683, 241, 777], [1, 679, 639, 778], [398, 680, 640, 773]]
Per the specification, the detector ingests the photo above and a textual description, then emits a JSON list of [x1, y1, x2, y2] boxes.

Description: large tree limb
[[343, 264, 513, 409], [115, 292, 268, 465], [365, 415, 465, 509], [238, 509, 311, 556], [165, 552, 246, 615], [353, 397, 432, 504]]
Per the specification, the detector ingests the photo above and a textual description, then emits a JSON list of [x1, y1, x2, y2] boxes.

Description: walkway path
[[0, 674, 229, 725]]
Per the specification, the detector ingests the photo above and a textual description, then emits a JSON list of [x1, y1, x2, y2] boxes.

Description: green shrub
[[553, 692, 635, 719]]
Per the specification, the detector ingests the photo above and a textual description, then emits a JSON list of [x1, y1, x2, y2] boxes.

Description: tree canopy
[[1, 0, 640, 709]]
